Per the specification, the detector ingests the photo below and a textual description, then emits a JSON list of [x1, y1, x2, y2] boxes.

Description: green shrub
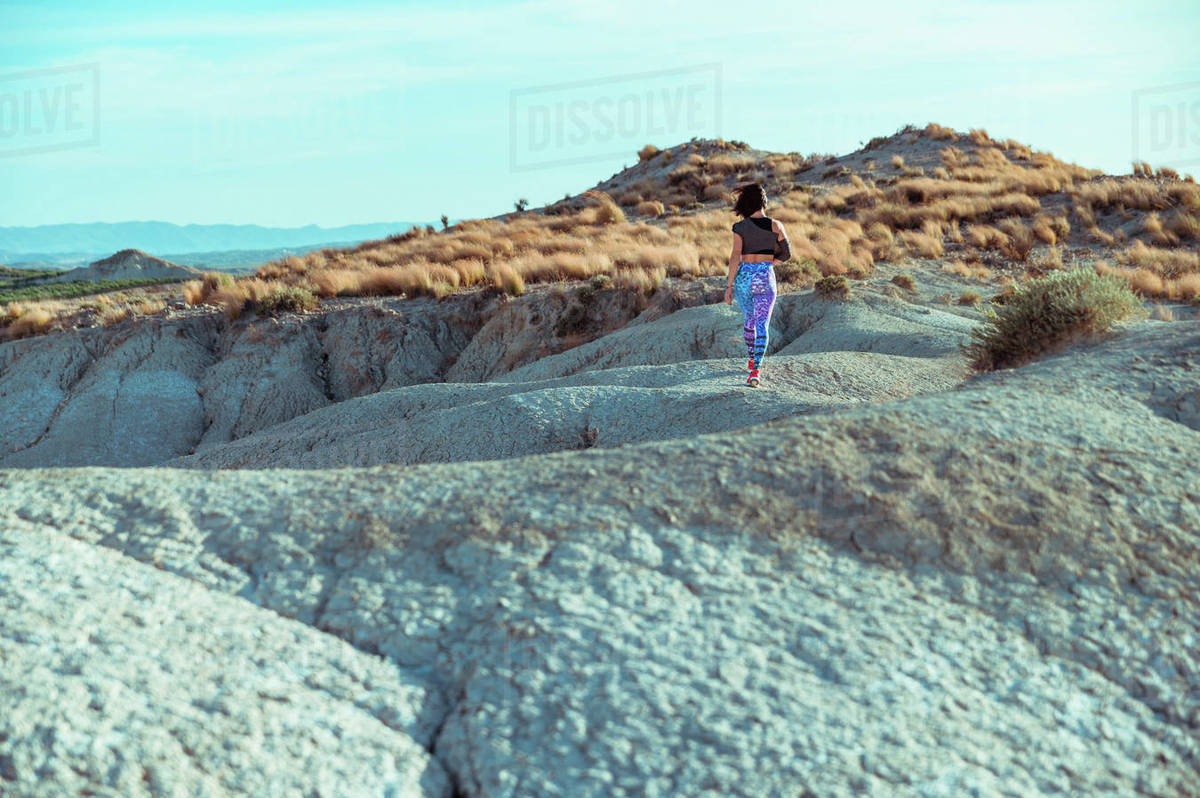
[[776, 258, 819, 287], [963, 267, 1145, 371], [254, 285, 317, 316], [814, 274, 850, 298], [0, 276, 182, 304]]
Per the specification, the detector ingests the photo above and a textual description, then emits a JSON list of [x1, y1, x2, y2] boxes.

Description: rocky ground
[[1, 256, 1199, 795]]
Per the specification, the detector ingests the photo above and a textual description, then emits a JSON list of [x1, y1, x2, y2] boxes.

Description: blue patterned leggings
[[733, 261, 777, 369]]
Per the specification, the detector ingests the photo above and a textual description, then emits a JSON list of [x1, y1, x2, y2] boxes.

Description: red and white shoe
[[747, 367, 760, 387]]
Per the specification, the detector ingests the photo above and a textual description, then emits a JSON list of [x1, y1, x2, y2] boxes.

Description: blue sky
[[1, 0, 1198, 228]]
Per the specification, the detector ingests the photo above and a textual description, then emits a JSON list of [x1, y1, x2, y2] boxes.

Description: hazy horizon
[[2, 0, 1198, 228]]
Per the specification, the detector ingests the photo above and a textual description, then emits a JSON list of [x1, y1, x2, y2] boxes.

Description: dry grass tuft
[[924, 123, 957, 141], [1118, 240, 1200, 278], [942, 260, 993, 281], [491, 263, 526, 296], [897, 231, 943, 259], [636, 200, 666, 217], [5, 306, 54, 339], [1151, 303, 1176, 321]]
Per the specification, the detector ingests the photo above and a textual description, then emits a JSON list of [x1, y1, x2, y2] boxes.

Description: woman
[[724, 183, 789, 387]]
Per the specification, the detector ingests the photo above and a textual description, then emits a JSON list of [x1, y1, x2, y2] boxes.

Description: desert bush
[[132, 297, 166, 316], [1118, 240, 1200, 277], [924, 123, 957, 141], [706, 154, 755, 175], [309, 269, 365, 298], [897, 231, 943, 258], [610, 265, 665, 293], [957, 290, 981, 305], [1030, 215, 1059, 244], [5, 307, 53, 339], [891, 273, 916, 290], [638, 144, 660, 162], [359, 265, 434, 297], [814, 274, 850, 298], [940, 146, 968, 168], [967, 128, 992, 146], [492, 263, 525, 296], [254, 285, 318, 315], [101, 304, 131, 325], [584, 190, 626, 224], [997, 218, 1036, 261], [1165, 210, 1200, 241], [963, 267, 1145, 371], [942, 260, 993, 281], [636, 200, 665, 217], [775, 258, 819, 287], [182, 279, 205, 304]]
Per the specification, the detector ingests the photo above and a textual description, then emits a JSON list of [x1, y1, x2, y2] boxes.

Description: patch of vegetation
[[964, 268, 1145, 371], [0, 265, 57, 282], [638, 144, 660, 162], [958, 290, 981, 305], [775, 258, 819, 288], [3, 306, 54, 339], [814, 274, 850, 299], [251, 285, 318, 316], [891, 273, 916, 291], [0, 276, 181, 304]]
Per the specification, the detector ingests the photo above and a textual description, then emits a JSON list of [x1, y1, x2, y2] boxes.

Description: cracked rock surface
[[0, 523, 451, 798], [0, 289, 1198, 796]]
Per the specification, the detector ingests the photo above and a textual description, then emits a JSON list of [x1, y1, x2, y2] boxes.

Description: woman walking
[[725, 183, 790, 387]]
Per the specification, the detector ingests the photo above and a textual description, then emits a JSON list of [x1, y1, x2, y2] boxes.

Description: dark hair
[[732, 183, 766, 218]]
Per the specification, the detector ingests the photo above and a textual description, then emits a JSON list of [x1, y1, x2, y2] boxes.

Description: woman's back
[[733, 216, 777, 254]]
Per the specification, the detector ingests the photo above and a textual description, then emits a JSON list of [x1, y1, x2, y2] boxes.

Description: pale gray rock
[[1, 276, 1198, 796], [0, 524, 451, 798]]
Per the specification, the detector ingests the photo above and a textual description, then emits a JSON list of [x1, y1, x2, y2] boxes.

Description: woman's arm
[[772, 220, 791, 265], [727, 233, 742, 288]]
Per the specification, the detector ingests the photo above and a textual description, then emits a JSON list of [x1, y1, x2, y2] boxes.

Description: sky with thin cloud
[[1, 0, 1197, 227]]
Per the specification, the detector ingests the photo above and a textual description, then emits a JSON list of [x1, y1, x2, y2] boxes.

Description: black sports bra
[[732, 216, 777, 255]]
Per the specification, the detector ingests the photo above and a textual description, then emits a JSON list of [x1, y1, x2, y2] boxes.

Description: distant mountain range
[[0, 220, 444, 261], [2, 241, 398, 275]]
